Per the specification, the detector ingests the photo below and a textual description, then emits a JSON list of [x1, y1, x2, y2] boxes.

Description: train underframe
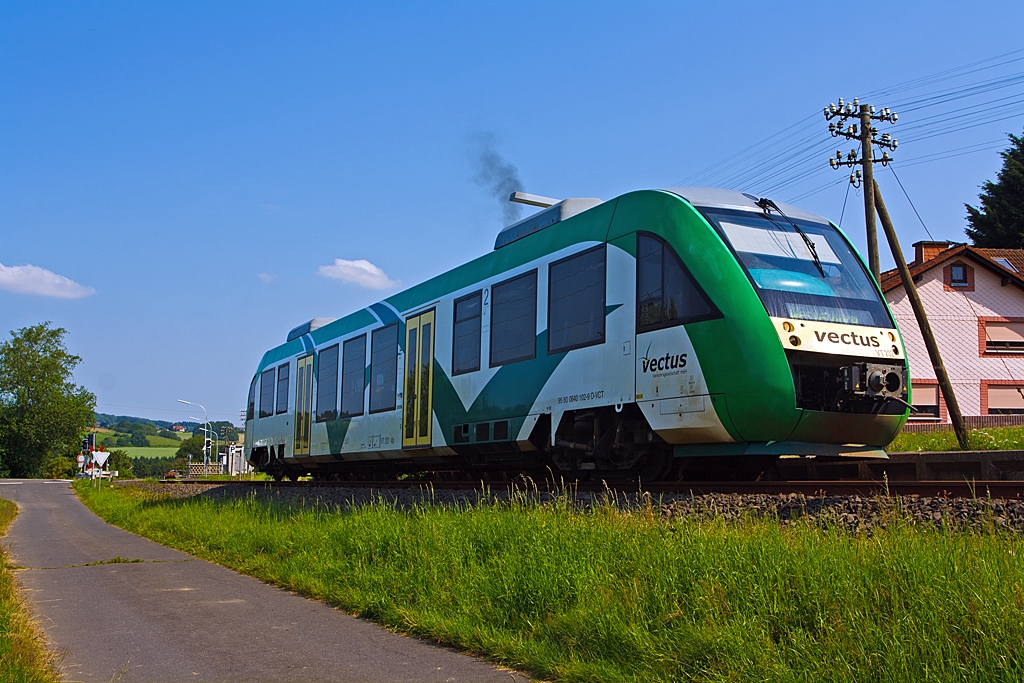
[[248, 403, 785, 483]]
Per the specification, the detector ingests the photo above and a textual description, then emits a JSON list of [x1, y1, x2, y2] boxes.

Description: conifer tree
[[966, 130, 1024, 247]]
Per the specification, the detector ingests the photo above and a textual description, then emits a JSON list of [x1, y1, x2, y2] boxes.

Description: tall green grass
[[890, 425, 1024, 452], [77, 482, 1024, 683], [0, 499, 59, 683]]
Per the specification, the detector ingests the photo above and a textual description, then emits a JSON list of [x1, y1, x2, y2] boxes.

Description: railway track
[[159, 477, 1024, 499]]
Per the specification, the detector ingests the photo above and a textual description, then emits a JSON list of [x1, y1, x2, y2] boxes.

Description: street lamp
[[177, 399, 208, 476]]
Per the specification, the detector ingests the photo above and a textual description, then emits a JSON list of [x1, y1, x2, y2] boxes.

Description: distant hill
[[94, 413, 198, 430]]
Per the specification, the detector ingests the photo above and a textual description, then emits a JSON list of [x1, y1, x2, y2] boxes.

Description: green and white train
[[244, 187, 909, 481]]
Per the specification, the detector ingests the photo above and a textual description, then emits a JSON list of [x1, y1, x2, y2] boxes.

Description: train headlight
[[888, 331, 896, 342], [789, 335, 801, 347], [782, 321, 794, 332], [892, 345, 900, 355]]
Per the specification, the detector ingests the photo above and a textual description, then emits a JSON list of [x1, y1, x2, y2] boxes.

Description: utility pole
[[873, 180, 969, 449], [824, 98, 898, 281]]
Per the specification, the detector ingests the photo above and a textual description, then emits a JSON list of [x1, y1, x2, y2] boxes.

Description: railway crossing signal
[[824, 98, 899, 281]]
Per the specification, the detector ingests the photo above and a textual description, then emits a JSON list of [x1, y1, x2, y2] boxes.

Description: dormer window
[[950, 264, 968, 287]]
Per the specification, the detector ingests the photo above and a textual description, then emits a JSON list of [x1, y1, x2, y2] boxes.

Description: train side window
[[549, 245, 606, 353], [637, 233, 719, 331], [370, 324, 399, 412], [490, 270, 538, 367], [275, 363, 290, 414], [246, 376, 257, 421], [341, 335, 366, 417], [259, 368, 275, 418], [453, 291, 482, 375], [316, 344, 339, 423]]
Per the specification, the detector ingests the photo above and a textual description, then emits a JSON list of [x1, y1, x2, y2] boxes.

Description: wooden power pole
[[824, 98, 898, 282], [873, 180, 970, 449]]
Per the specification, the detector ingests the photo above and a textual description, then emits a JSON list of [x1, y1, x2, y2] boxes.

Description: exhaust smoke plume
[[472, 134, 524, 224]]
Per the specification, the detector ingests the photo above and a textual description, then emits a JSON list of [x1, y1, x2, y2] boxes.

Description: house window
[[490, 270, 538, 367], [910, 384, 939, 419], [548, 245, 606, 354], [637, 233, 719, 332], [985, 322, 1024, 353], [369, 324, 398, 413], [994, 257, 1018, 273], [276, 363, 290, 414], [988, 385, 1024, 415], [950, 264, 968, 287], [452, 291, 482, 375], [259, 368, 275, 418], [316, 344, 339, 423]]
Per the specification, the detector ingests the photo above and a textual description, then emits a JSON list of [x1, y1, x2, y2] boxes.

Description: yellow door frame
[[403, 310, 435, 448], [294, 354, 314, 455]]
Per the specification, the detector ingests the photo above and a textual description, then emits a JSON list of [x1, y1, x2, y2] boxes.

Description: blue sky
[[2, 1, 1023, 424]]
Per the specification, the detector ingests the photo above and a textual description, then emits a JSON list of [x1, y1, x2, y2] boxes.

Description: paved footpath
[[0, 480, 529, 682]]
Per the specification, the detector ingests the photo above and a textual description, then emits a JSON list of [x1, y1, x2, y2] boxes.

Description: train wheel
[[635, 448, 672, 483], [272, 472, 284, 482]]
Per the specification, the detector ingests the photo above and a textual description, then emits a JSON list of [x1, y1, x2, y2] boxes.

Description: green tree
[[131, 455, 180, 478], [191, 421, 237, 442], [966, 130, 1024, 247], [0, 323, 95, 478], [106, 449, 133, 478], [129, 432, 150, 447], [42, 452, 77, 479], [176, 434, 206, 460]]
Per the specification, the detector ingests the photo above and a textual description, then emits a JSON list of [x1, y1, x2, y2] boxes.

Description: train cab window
[[370, 324, 398, 412], [259, 368, 275, 418], [247, 376, 257, 421], [549, 245, 606, 353], [490, 270, 538, 366], [341, 335, 366, 417], [275, 363, 290, 414], [316, 344, 339, 423], [637, 234, 718, 331], [452, 291, 482, 375]]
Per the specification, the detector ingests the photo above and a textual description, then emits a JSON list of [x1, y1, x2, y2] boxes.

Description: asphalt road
[[0, 480, 529, 682]]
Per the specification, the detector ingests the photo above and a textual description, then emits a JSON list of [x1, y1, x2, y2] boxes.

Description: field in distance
[[112, 446, 180, 460]]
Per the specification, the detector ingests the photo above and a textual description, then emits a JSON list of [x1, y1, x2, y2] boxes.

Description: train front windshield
[[703, 208, 892, 328]]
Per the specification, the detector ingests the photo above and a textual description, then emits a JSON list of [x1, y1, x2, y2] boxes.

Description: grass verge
[[0, 498, 59, 683], [76, 482, 1024, 683], [889, 425, 1024, 452]]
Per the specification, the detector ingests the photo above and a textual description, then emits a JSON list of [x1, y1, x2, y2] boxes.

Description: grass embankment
[[890, 425, 1024, 452], [76, 482, 1024, 682], [0, 499, 58, 683]]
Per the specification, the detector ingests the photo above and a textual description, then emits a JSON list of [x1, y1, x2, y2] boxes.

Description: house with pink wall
[[882, 241, 1024, 422]]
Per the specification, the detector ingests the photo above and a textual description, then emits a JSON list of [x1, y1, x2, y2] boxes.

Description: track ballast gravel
[[119, 480, 1024, 533]]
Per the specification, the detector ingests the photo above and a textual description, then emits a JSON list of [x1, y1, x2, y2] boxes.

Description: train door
[[403, 310, 435, 448], [294, 354, 314, 455]]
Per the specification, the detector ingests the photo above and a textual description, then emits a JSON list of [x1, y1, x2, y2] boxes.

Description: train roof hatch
[[286, 317, 336, 342]]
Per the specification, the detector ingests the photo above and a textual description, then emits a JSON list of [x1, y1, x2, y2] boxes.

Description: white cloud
[[0, 263, 96, 299], [318, 259, 400, 290], [257, 273, 277, 284]]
